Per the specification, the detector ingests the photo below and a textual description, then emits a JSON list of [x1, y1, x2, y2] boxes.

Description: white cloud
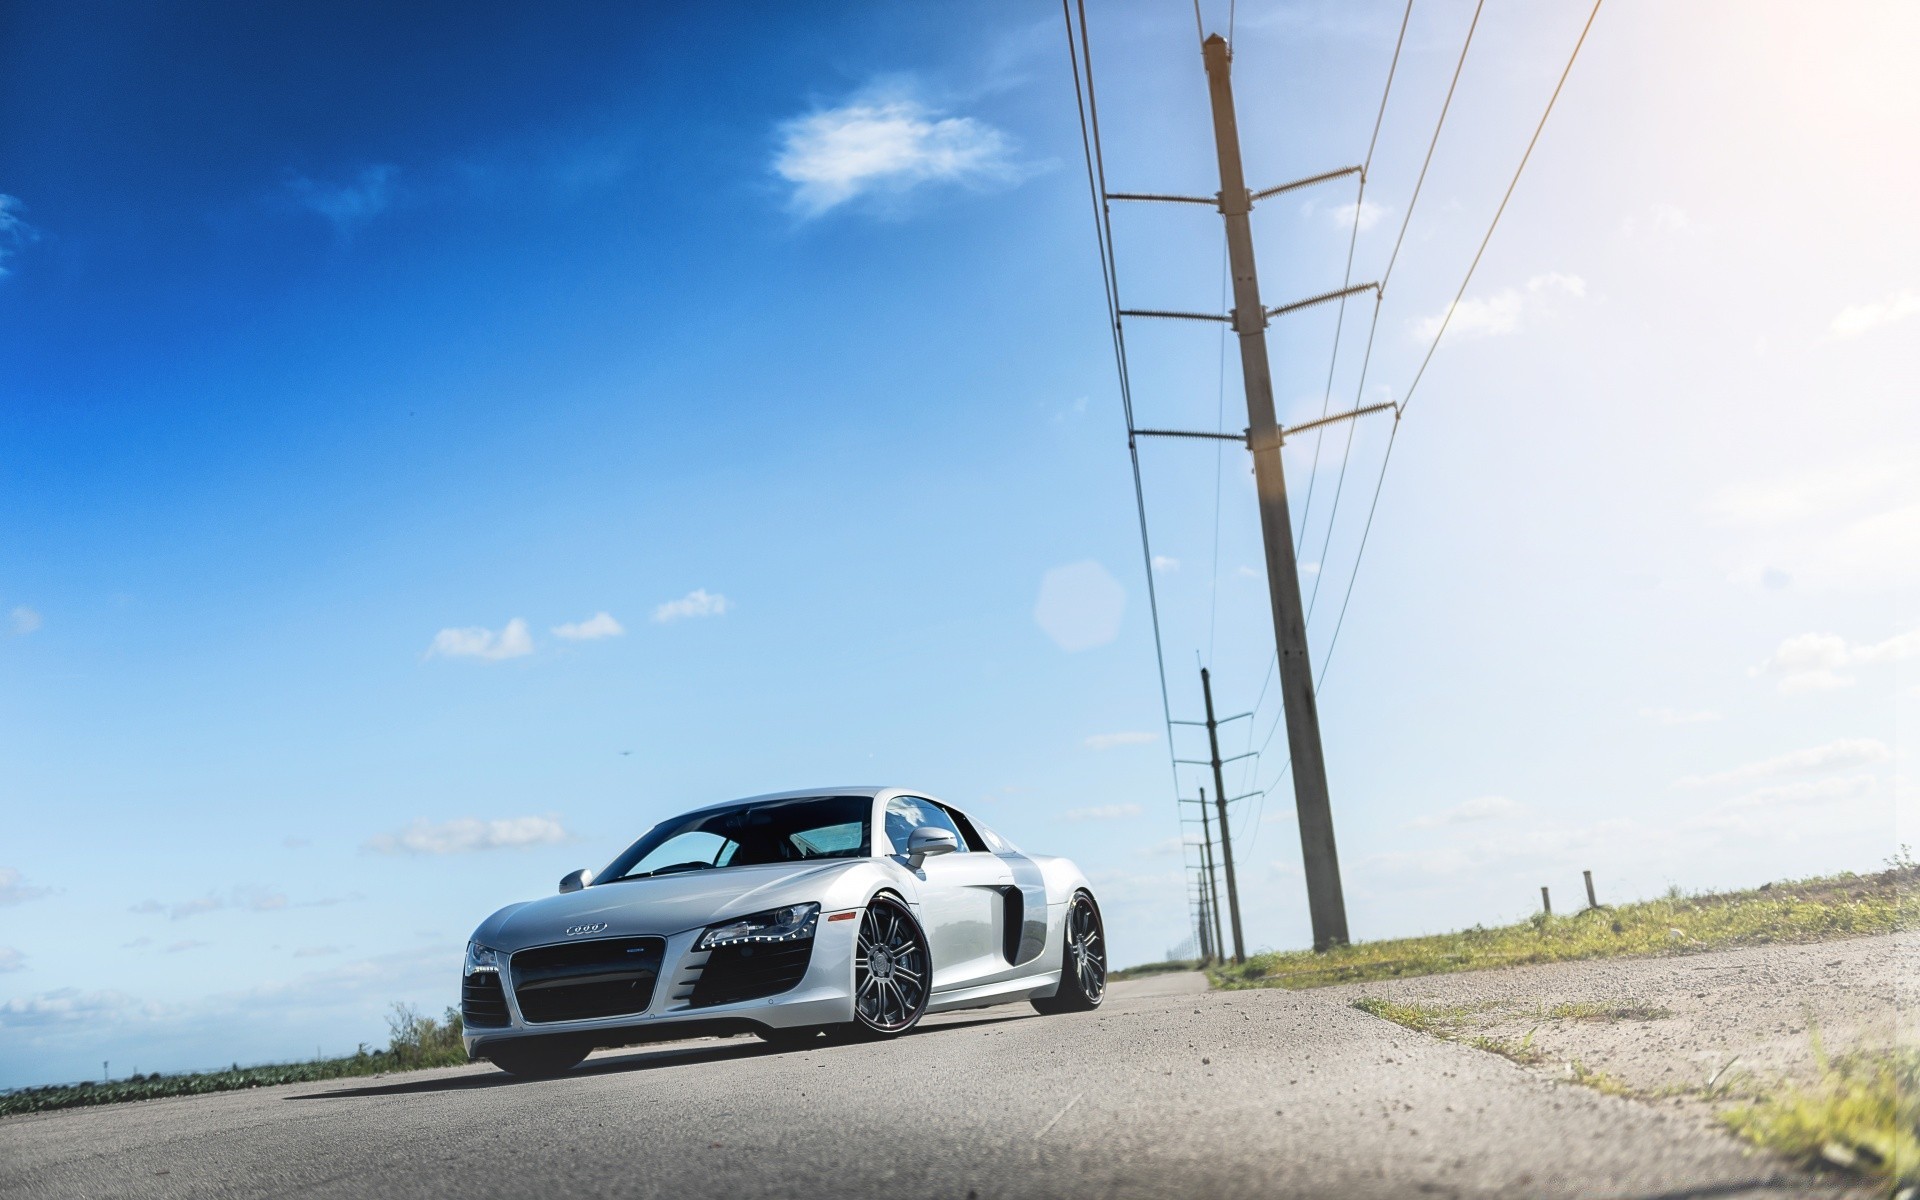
[[1750, 628, 1919, 692], [1829, 289, 1919, 339], [653, 589, 729, 623], [1638, 707, 1723, 726], [0, 867, 51, 906], [1329, 199, 1385, 231], [1084, 731, 1158, 750], [163, 940, 209, 954], [773, 94, 1012, 216], [0, 946, 22, 973], [1066, 803, 1144, 820], [1151, 555, 1180, 573], [426, 617, 533, 662], [1650, 203, 1691, 232], [552, 611, 624, 641], [364, 815, 570, 855], [0, 988, 155, 1030], [1034, 561, 1126, 652], [1691, 775, 1880, 837], [1406, 794, 1520, 830], [1677, 738, 1892, 790], [286, 165, 398, 233], [1410, 273, 1585, 343], [0, 194, 41, 277], [9, 606, 40, 635]]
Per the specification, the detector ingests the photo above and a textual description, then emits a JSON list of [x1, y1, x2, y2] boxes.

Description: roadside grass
[[1110, 959, 1204, 981], [0, 1004, 468, 1118], [1722, 1046, 1920, 1191], [1215, 865, 1918, 992]]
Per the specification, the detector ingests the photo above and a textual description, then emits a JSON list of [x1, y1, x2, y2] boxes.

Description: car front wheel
[[849, 895, 931, 1037]]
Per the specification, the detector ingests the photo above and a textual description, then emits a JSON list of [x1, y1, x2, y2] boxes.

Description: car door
[[882, 795, 1014, 992]]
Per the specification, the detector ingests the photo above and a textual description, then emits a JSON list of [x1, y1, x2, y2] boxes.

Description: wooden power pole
[[1201, 33, 1350, 950], [1200, 668, 1246, 963]]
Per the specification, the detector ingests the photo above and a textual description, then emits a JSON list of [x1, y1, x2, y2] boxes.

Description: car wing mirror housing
[[559, 868, 593, 894], [905, 827, 959, 870]]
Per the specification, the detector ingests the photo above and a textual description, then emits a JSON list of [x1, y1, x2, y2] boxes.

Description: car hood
[[472, 860, 856, 951]]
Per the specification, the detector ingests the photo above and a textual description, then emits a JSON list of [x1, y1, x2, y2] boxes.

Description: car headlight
[[696, 903, 820, 950], [465, 941, 502, 975]]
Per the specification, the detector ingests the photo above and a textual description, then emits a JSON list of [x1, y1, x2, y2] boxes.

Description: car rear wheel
[[1032, 890, 1106, 1014], [849, 895, 930, 1037], [488, 1038, 588, 1078]]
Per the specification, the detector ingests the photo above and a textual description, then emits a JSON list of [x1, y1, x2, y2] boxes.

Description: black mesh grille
[[688, 938, 814, 1008], [461, 972, 510, 1028], [511, 937, 665, 1023]]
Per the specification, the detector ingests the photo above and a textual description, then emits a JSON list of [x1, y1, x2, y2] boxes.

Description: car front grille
[[510, 937, 666, 1024], [461, 971, 511, 1028], [687, 938, 814, 1008]]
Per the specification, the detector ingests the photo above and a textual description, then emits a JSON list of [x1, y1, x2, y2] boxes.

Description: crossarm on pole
[[1249, 165, 1362, 202]]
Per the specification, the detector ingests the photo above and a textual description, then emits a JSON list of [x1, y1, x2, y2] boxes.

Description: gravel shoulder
[[1323, 931, 1917, 1122]]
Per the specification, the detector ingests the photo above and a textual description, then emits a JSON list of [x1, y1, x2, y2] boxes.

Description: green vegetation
[[1216, 866, 1917, 991], [1109, 959, 1203, 981], [0, 1004, 469, 1118], [1723, 1047, 1920, 1191]]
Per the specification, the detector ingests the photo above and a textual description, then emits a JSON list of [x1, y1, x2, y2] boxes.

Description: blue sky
[[2, 0, 1914, 1088]]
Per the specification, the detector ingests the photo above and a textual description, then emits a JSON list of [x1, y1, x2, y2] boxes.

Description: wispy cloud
[[1311, 198, 1384, 231], [163, 940, 209, 955], [1405, 795, 1519, 830], [364, 815, 570, 855], [0, 947, 22, 973], [292, 946, 339, 959], [1083, 731, 1158, 750], [1065, 803, 1143, 820], [10, 606, 41, 635], [552, 611, 624, 641], [130, 885, 311, 920], [773, 90, 1013, 217], [1151, 555, 1180, 573], [426, 617, 533, 661], [1638, 706, 1723, 726], [1751, 628, 1918, 692], [1677, 738, 1891, 790], [1034, 561, 1125, 652], [0, 194, 41, 278], [653, 589, 729, 623], [1829, 289, 1919, 340], [0, 867, 52, 907], [1410, 273, 1585, 343], [285, 165, 398, 234]]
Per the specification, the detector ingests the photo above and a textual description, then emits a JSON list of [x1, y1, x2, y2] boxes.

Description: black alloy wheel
[[488, 1037, 589, 1078], [851, 895, 930, 1036], [1032, 890, 1106, 1014]]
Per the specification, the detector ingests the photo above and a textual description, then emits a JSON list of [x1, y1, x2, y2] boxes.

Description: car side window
[[933, 801, 990, 853], [883, 796, 965, 855]]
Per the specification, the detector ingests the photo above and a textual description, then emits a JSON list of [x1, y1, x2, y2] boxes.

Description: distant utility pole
[[1195, 787, 1226, 961], [1201, 33, 1348, 951], [1195, 884, 1215, 962], [1200, 669, 1246, 963]]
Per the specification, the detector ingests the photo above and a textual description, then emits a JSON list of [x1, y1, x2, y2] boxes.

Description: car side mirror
[[905, 827, 959, 870], [558, 868, 592, 894]]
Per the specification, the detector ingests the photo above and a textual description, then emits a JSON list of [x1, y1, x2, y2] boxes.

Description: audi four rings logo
[[565, 923, 610, 937]]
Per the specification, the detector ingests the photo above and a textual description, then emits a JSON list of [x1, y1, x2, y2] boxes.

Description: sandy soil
[[1320, 931, 1916, 1117]]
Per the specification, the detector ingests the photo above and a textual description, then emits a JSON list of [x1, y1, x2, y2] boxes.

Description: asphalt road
[[0, 971, 1844, 1199]]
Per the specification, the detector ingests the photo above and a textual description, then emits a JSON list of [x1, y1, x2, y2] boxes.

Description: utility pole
[[1200, 669, 1246, 962], [1195, 787, 1226, 961], [1202, 33, 1349, 950], [1194, 883, 1214, 962]]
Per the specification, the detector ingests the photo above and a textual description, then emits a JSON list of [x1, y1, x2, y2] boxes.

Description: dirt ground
[[1320, 931, 1916, 1118]]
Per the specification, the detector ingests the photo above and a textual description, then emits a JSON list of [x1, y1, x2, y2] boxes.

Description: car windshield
[[599, 795, 871, 882]]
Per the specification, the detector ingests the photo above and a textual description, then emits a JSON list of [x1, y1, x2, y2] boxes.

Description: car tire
[[846, 894, 931, 1038], [488, 1039, 589, 1078], [1031, 890, 1106, 1015]]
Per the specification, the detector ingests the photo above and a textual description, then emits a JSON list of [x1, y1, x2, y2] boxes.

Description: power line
[[1063, 0, 1192, 925], [1315, 0, 1607, 689], [1304, 0, 1485, 627]]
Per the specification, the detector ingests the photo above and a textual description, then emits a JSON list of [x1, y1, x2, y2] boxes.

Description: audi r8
[[460, 787, 1107, 1076]]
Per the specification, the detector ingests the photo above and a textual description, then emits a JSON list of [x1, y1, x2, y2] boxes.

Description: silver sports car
[[461, 787, 1107, 1076]]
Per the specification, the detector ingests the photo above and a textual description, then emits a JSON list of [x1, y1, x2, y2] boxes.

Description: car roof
[[674, 786, 934, 818]]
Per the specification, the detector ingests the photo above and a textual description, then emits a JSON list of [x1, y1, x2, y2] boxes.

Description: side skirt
[[924, 970, 1061, 1013]]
